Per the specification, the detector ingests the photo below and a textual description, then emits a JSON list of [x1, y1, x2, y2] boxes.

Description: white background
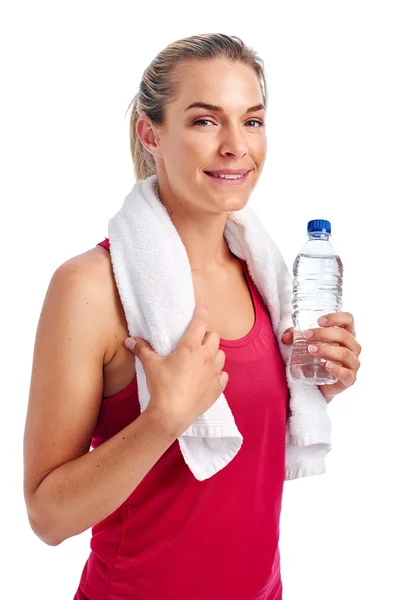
[[2, 1, 397, 598]]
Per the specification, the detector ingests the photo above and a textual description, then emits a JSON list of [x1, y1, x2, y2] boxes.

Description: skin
[[136, 58, 362, 402], [281, 314, 361, 404], [136, 58, 267, 274]]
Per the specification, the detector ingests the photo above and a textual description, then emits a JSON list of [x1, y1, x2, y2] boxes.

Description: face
[[138, 59, 267, 215]]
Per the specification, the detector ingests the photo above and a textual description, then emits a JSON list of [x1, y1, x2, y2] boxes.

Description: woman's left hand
[[281, 312, 361, 404]]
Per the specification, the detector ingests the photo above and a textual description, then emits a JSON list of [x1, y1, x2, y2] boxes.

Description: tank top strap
[[97, 238, 110, 251]]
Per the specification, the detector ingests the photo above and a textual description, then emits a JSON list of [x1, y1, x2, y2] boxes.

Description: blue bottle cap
[[307, 219, 331, 234]]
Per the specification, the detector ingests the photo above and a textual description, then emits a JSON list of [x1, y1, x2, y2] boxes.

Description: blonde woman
[[23, 33, 361, 600]]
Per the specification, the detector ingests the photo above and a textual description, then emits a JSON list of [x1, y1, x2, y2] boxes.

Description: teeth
[[211, 173, 244, 179]]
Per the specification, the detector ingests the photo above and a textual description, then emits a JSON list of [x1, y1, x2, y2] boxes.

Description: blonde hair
[[125, 33, 268, 181]]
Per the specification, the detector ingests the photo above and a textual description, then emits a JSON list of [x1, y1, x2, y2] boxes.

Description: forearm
[[28, 407, 177, 546]]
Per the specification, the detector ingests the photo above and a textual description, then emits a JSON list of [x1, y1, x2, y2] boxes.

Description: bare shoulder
[[61, 246, 135, 399], [23, 244, 126, 506], [58, 245, 125, 365]]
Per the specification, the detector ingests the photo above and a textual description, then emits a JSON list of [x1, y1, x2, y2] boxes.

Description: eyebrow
[[184, 101, 265, 114]]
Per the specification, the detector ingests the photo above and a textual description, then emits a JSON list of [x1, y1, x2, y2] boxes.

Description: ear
[[136, 115, 160, 156]]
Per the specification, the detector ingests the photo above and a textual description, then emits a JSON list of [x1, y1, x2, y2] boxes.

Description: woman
[[23, 33, 361, 600]]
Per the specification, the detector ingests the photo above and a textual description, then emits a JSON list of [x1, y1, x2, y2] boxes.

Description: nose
[[219, 124, 248, 158]]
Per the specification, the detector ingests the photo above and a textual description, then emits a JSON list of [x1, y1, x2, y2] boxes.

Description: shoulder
[[53, 244, 122, 365], [54, 244, 113, 296]]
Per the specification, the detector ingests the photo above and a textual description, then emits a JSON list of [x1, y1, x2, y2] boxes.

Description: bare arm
[[29, 408, 176, 546], [23, 253, 177, 546]]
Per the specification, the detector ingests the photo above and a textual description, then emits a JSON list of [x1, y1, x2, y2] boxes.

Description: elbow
[[39, 532, 64, 547], [28, 511, 64, 546], [40, 528, 65, 547], [26, 498, 65, 547]]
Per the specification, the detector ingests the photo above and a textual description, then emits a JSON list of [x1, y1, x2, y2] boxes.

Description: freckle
[[96, 464, 99, 467], [122, 437, 126, 440], [53, 443, 55, 446]]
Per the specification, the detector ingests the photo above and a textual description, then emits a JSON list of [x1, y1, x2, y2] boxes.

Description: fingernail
[[303, 329, 313, 338], [318, 317, 328, 325], [125, 338, 136, 350], [308, 344, 318, 353]]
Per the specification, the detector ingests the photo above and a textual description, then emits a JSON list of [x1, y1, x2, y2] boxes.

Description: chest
[[103, 258, 256, 399], [191, 261, 256, 340]]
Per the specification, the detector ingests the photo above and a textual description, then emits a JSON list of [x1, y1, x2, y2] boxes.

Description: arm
[[23, 254, 177, 547]]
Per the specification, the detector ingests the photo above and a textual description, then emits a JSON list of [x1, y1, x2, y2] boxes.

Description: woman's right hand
[[125, 302, 229, 438]]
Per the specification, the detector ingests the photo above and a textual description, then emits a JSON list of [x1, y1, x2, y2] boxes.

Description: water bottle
[[289, 219, 343, 385]]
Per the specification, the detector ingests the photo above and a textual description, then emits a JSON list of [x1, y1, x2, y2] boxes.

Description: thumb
[[281, 327, 294, 341], [283, 327, 294, 335], [125, 336, 155, 361]]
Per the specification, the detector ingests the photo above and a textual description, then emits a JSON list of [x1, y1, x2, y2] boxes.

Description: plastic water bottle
[[289, 219, 343, 385]]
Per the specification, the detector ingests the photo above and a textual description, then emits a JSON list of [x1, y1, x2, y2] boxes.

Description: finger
[[303, 325, 361, 356], [127, 337, 158, 363], [307, 342, 360, 371], [202, 329, 221, 351], [183, 302, 209, 346], [281, 327, 294, 339], [281, 330, 294, 344], [283, 327, 295, 335], [317, 311, 356, 337], [323, 361, 356, 389]]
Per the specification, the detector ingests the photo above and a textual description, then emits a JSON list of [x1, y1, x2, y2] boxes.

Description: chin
[[213, 194, 251, 213]]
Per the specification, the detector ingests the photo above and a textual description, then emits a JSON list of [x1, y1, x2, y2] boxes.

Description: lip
[[204, 170, 251, 186], [205, 169, 250, 175]]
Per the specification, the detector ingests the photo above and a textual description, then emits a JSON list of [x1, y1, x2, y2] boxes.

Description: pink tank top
[[73, 238, 289, 600]]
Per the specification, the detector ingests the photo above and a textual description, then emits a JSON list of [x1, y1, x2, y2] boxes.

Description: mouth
[[204, 170, 251, 186]]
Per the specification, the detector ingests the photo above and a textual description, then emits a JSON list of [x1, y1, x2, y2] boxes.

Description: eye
[[246, 120, 265, 128], [193, 119, 214, 127], [192, 119, 265, 128]]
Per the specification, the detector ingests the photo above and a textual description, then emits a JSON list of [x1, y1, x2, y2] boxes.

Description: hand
[[125, 301, 229, 437], [281, 312, 361, 404]]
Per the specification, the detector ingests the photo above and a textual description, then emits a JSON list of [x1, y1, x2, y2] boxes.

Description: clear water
[[289, 251, 343, 385]]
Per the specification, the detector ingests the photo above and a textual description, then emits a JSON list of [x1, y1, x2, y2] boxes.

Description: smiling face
[[139, 59, 267, 215]]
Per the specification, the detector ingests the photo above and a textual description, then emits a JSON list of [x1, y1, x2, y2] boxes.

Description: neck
[[155, 175, 235, 275]]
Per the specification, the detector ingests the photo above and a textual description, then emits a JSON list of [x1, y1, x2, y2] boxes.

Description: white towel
[[108, 174, 332, 482]]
